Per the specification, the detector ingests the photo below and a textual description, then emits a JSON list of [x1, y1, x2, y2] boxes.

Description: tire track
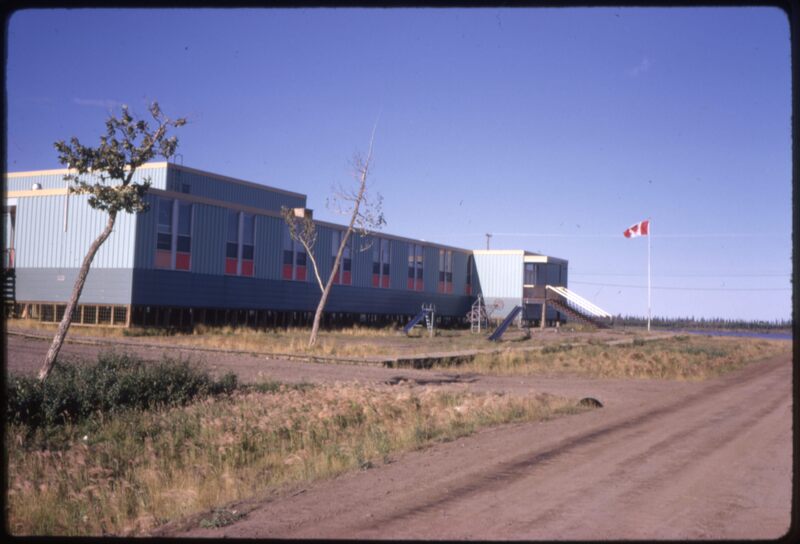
[[517, 369, 789, 534], [350, 355, 789, 533]]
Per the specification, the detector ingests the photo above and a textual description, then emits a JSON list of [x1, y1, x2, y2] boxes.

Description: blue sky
[[6, 8, 792, 321]]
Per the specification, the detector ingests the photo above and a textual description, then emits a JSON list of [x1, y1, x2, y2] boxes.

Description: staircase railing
[[545, 285, 611, 319]]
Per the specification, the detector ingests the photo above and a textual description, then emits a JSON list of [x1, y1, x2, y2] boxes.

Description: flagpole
[[647, 220, 651, 332]]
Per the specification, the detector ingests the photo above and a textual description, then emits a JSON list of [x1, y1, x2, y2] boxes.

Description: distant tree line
[[613, 315, 792, 331]]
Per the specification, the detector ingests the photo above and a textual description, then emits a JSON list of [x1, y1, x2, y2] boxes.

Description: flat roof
[[6, 162, 308, 200], [472, 249, 567, 264]]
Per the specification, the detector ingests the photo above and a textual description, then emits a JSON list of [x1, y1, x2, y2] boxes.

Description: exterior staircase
[[548, 298, 611, 328], [545, 285, 613, 329]]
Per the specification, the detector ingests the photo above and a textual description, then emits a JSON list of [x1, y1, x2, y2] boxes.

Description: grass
[[6, 381, 590, 536], [7, 317, 624, 359], [460, 335, 791, 380]]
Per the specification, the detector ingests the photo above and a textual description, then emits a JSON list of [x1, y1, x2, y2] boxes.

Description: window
[[226, 211, 239, 274], [407, 243, 424, 291], [155, 197, 192, 271], [331, 230, 352, 285], [226, 211, 255, 276], [524, 263, 536, 285], [176, 202, 192, 270], [282, 225, 307, 281], [156, 198, 173, 268], [466, 254, 473, 295], [372, 238, 391, 288], [438, 249, 453, 293], [242, 214, 254, 276]]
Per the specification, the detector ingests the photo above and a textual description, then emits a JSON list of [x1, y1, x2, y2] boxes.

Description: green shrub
[[6, 352, 238, 429]]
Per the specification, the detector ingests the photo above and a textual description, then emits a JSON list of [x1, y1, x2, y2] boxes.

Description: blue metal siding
[[17, 268, 133, 304], [473, 253, 523, 299], [131, 269, 472, 316], [14, 194, 136, 269], [133, 193, 158, 270], [254, 214, 283, 280], [473, 252, 524, 320], [423, 246, 438, 293], [351, 232, 372, 288], [390, 239, 408, 291], [191, 204, 226, 275], [166, 166, 305, 211], [452, 251, 467, 295], [315, 225, 336, 284]]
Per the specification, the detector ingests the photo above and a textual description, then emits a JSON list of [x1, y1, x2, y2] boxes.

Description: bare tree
[[38, 103, 186, 381], [282, 129, 385, 348]]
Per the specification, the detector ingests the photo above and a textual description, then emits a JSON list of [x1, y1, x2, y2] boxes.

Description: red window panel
[[225, 258, 238, 275], [282, 264, 293, 280], [438, 281, 444, 293], [466, 285, 472, 295], [447, 283, 453, 294], [407, 278, 414, 290], [381, 275, 390, 289], [372, 274, 380, 287], [155, 249, 171, 269], [176, 253, 191, 271], [241, 260, 254, 277], [296, 266, 306, 281], [343, 270, 351, 285], [416, 279, 424, 291]]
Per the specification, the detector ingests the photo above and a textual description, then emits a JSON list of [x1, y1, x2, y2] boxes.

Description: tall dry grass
[[6, 384, 588, 536], [464, 336, 791, 380], [182, 325, 487, 357], [8, 318, 530, 357]]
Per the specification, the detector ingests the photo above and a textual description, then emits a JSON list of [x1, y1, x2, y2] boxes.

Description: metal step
[[2, 269, 15, 304]]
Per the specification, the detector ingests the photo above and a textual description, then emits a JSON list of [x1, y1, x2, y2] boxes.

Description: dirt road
[[172, 353, 791, 540]]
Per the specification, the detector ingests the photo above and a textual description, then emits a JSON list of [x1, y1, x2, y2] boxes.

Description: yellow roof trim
[[6, 189, 69, 197], [523, 255, 549, 263], [5, 162, 168, 179], [472, 249, 525, 255]]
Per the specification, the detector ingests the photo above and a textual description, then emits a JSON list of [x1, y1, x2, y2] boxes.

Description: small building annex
[[3, 162, 606, 329]]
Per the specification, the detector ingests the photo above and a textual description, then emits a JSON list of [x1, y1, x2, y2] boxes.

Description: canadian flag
[[624, 219, 650, 238]]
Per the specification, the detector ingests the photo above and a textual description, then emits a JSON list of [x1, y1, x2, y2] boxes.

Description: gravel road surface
[[174, 353, 791, 540]]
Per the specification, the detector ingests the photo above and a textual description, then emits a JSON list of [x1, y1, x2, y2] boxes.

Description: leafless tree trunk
[[38, 211, 117, 381], [303, 152, 371, 348], [283, 124, 383, 349]]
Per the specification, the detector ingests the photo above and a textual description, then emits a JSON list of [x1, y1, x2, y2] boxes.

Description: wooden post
[[126, 305, 132, 328], [540, 301, 546, 329]]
